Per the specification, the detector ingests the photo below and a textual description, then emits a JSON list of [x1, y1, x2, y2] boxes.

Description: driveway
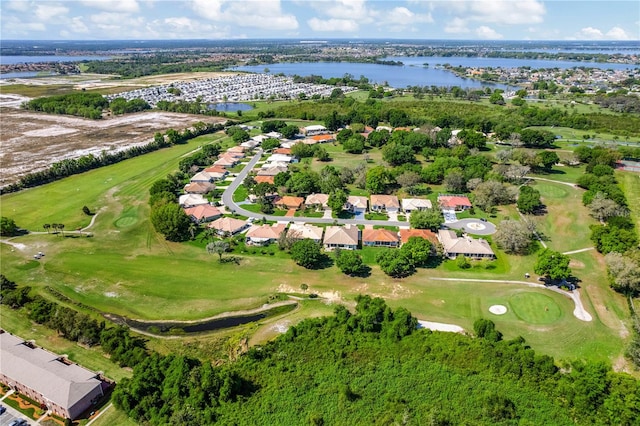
[[446, 218, 497, 235]]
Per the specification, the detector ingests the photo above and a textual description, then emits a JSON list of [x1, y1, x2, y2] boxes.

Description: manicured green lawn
[[617, 170, 640, 231], [233, 184, 248, 202]]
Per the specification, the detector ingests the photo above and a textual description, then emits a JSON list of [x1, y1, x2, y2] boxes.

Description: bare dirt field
[[0, 107, 226, 186]]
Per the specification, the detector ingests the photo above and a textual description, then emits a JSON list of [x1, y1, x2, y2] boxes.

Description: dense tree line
[[0, 276, 147, 367], [23, 92, 108, 119], [113, 295, 640, 425], [1, 122, 224, 195], [83, 54, 237, 78]]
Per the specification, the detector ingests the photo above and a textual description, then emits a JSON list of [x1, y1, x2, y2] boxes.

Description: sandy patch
[[417, 320, 464, 333], [319, 290, 342, 303], [271, 320, 291, 334], [489, 305, 508, 315], [569, 259, 585, 268], [24, 126, 78, 137], [104, 292, 119, 298]]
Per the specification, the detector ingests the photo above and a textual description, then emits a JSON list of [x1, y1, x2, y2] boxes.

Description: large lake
[[234, 56, 638, 89], [0, 55, 111, 64]]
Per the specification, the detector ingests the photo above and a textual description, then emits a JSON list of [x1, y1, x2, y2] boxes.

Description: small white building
[[303, 124, 329, 136]]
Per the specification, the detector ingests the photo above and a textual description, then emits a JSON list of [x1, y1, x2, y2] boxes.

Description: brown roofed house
[[207, 217, 248, 235], [346, 195, 368, 213], [227, 145, 246, 153], [305, 193, 329, 210], [203, 165, 228, 175], [275, 196, 304, 210], [399, 229, 438, 246], [254, 175, 275, 184], [370, 194, 400, 213], [183, 205, 222, 223], [323, 224, 360, 250], [362, 228, 400, 247], [184, 182, 214, 194], [273, 147, 292, 155], [438, 195, 472, 211], [246, 223, 287, 245], [437, 230, 495, 259]]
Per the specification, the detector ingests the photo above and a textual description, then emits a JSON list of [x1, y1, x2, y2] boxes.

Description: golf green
[[534, 183, 569, 199], [509, 292, 562, 324]]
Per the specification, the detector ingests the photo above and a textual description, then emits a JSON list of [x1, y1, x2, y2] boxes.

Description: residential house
[[273, 147, 292, 155], [227, 145, 246, 153], [345, 196, 368, 214], [207, 217, 248, 235], [240, 140, 260, 149], [203, 165, 229, 176], [0, 331, 106, 420], [254, 175, 275, 185], [257, 166, 288, 176], [399, 229, 439, 247], [183, 205, 222, 223], [190, 171, 215, 183], [287, 223, 324, 243], [179, 193, 209, 208], [437, 195, 472, 211], [222, 151, 245, 159], [362, 228, 400, 247], [302, 124, 328, 136], [401, 198, 433, 213], [275, 196, 304, 210], [213, 157, 237, 168], [266, 154, 297, 164], [305, 134, 335, 144], [265, 131, 282, 139], [246, 223, 287, 245], [305, 193, 329, 210], [370, 195, 400, 213], [437, 230, 495, 259], [323, 225, 360, 251], [251, 134, 269, 144], [183, 182, 214, 194]]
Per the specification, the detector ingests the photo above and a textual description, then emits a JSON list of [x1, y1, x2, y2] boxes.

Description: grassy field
[[617, 170, 640, 231], [0, 131, 631, 370]]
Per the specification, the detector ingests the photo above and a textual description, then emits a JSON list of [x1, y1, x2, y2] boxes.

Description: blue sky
[[1, 0, 638, 41]]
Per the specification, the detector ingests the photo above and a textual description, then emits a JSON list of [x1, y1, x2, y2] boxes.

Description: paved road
[[221, 150, 496, 234], [221, 149, 409, 227]]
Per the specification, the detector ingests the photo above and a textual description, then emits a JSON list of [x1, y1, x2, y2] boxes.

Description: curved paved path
[[429, 277, 593, 322], [222, 150, 494, 233]]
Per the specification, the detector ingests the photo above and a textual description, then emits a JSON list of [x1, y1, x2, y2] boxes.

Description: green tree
[[536, 151, 560, 171], [409, 208, 443, 231], [376, 250, 415, 278], [382, 143, 415, 166], [335, 249, 365, 275], [517, 186, 542, 214], [365, 166, 391, 194], [150, 203, 192, 242], [290, 239, 324, 269], [207, 240, 230, 261], [0, 217, 19, 236], [400, 237, 432, 266], [494, 220, 534, 254], [262, 138, 280, 151], [489, 91, 505, 105], [534, 249, 572, 281], [328, 190, 347, 213], [604, 252, 640, 294], [280, 125, 299, 139], [343, 136, 365, 154]]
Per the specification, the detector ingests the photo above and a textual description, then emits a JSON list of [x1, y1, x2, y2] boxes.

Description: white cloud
[[308, 18, 358, 32], [475, 26, 503, 39], [606, 27, 631, 40], [386, 7, 433, 25], [436, 0, 545, 25], [576, 27, 604, 39], [5, 1, 30, 12], [35, 4, 69, 21], [69, 16, 89, 33], [80, 0, 140, 13], [444, 17, 469, 34], [1, 16, 46, 34], [191, 0, 298, 31]]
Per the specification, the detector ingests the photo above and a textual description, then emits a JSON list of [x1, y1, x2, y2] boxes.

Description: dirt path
[[563, 247, 594, 255], [526, 176, 579, 187], [429, 277, 593, 322]]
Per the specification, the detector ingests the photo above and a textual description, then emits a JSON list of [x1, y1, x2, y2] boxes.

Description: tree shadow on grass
[[422, 256, 443, 269]]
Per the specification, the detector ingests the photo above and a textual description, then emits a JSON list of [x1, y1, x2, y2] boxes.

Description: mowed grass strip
[[617, 170, 640, 231]]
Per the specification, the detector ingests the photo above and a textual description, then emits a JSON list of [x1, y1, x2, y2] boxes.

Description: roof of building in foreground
[[0, 331, 102, 412]]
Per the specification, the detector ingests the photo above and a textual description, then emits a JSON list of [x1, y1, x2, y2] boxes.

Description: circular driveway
[[446, 218, 497, 235]]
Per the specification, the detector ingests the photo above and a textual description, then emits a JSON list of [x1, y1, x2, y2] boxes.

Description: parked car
[[480, 218, 487, 222], [0, 405, 6, 414]]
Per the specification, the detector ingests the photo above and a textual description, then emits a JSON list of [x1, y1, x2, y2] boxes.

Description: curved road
[[222, 149, 495, 233]]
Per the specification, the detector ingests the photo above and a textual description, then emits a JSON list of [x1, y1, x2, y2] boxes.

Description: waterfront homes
[[370, 195, 400, 213], [183, 204, 222, 223], [207, 217, 248, 236], [305, 193, 329, 210], [0, 331, 107, 420], [362, 228, 400, 247], [287, 223, 324, 243], [345, 195, 368, 214], [323, 225, 360, 250], [401, 198, 433, 214], [246, 223, 287, 245], [437, 230, 495, 260], [438, 195, 472, 211]]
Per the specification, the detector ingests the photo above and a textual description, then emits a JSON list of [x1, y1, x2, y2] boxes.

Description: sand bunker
[[489, 305, 507, 315]]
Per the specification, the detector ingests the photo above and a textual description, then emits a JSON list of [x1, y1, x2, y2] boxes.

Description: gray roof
[[0, 332, 102, 411]]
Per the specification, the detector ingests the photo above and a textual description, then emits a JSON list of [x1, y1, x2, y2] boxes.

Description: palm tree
[[51, 223, 59, 234], [206, 240, 229, 261], [188, 222, 199, 240], [43, 224, 51, 234], [59, 224, 64, 236]]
